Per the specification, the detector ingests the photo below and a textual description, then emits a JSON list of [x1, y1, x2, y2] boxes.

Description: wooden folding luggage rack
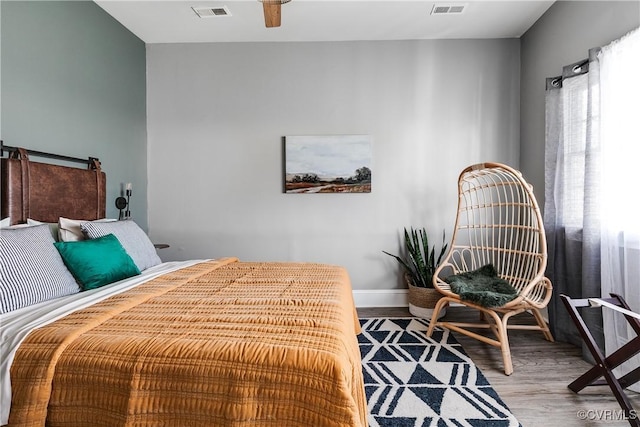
[[561, 293, 640, 427]]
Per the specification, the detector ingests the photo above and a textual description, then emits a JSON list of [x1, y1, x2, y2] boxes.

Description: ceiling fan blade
[[263, 2, 282, 28]]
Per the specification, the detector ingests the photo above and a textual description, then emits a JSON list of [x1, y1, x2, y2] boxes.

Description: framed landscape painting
[[285, 135, 372, 193]]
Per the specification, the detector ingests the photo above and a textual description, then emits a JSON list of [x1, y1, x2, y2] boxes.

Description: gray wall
[[12, 2, 631, 293], [147, 40, 520, 291], [520, 1, 640, 206], [1, 1, 148, 228]]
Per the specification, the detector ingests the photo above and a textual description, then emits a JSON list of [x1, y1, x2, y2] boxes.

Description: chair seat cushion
[[446, 264, 518, 308]]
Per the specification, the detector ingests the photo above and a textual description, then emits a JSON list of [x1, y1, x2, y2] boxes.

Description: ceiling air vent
[[192, 6, 231, 18], [430, 4, 467, 15]]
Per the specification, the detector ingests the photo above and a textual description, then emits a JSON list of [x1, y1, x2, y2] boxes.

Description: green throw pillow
[[54, 233, 141, 290], [445, 264, 518, 308]]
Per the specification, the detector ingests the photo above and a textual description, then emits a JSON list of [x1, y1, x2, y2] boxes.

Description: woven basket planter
[[405, 273, 446, 319]]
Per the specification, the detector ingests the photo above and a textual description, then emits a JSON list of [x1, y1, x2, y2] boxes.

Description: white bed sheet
[[0, 260, 206, 425]]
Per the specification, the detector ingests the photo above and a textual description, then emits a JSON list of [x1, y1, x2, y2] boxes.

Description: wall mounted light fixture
[[115, 182, 132, 220]]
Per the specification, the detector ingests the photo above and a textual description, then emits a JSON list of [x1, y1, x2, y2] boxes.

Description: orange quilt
[[9, 258, 367, 427]]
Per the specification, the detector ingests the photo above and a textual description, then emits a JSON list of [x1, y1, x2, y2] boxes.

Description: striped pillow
[[0, 224, 80, 314], [81, 220, 161, 271]]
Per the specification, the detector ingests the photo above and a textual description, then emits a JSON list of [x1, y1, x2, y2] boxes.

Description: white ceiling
[[95, 0, 555, 44]]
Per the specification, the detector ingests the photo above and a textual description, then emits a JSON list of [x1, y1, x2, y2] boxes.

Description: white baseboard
[[352, 289, 408, 308], [352, 289, 465, 309]]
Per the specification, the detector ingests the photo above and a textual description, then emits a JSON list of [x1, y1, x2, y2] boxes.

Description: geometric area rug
[[359, 318, 521, 427]]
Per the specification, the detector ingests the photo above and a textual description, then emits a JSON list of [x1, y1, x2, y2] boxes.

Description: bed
[[0, 145, 367, 427]]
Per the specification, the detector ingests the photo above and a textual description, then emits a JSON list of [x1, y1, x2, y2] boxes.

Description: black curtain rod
[[0, 140, 99, 167]]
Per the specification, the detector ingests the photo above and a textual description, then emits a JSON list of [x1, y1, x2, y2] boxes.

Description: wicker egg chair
[[426, 162, 554, 375]]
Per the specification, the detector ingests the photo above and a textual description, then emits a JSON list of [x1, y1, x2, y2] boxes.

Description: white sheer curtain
[[545, 26, 640, 362], [599, 27, 640, 391]]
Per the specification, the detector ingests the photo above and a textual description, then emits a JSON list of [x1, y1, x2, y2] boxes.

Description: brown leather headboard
[[1, 147, 106, 225]]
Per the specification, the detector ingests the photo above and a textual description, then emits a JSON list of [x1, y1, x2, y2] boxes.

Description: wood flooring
[[357, 306, 640, 426]]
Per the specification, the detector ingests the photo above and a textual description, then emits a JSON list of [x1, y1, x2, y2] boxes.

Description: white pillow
[[1, 217, 39, 228], [58, 217, 85, 242], [0, 224, 80, 314], [58, 217, 116, 242], [81, 220, 161, 271]]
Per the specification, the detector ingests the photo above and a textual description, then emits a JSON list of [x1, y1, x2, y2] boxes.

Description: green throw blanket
[[445, 264, 518, 308]]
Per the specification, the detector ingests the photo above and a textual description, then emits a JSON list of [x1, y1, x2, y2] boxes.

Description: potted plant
[[383, 227, 448, 319]]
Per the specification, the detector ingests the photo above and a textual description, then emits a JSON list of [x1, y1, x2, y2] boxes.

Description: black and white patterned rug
[[359, 317, 521, 427]]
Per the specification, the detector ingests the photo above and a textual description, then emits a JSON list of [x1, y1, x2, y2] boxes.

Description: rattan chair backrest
[[444, 163, 547, 294]]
